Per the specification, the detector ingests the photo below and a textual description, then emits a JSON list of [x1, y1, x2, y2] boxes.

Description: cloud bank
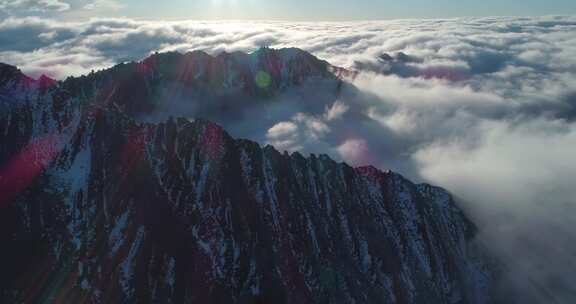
[[1, 15, 576, 302]]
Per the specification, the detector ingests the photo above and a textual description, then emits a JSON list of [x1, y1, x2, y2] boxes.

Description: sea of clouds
[[1, 14, 576, 302]]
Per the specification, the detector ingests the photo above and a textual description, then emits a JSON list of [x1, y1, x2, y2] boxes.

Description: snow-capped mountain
[[0, 49, 493, 303]]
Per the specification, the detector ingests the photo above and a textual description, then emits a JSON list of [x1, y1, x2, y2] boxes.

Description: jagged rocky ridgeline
[[0, 49, 493, 303]]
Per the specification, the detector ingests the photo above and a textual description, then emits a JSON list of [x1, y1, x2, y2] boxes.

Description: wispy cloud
[[0, 0, 71, 13], [83, 0, 123, 11], [0, 0, 124, 18]]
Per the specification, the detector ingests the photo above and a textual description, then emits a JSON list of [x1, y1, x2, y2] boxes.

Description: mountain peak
[[0, 48, 495, 303], [53, 47, 346, 121], [37, 74, 57, 89], [0, 63, 31, 86]]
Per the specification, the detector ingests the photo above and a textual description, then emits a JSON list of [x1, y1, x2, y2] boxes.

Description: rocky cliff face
[[0, 50, 493, 303]]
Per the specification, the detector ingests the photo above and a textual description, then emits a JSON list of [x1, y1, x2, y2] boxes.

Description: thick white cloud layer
[[1, 15, 576, 302]]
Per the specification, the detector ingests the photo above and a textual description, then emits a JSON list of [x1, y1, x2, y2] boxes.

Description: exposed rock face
[[0, 49, 493, 303]]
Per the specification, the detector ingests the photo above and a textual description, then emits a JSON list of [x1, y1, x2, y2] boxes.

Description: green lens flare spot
[[255, 71, 272, 89]]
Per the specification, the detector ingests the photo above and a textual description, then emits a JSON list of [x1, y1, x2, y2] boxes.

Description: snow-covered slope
[[0, 50, 493, 303]]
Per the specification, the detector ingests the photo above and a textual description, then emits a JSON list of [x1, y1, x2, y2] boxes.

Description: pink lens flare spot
[[337, 138, 376, 167], [0, 134, 62, 208], [137, 61, 155, 76], [37, 75, 57, 90], [201, 122, 224, 160], [19, 74, 35, 89], [119, 127, 149, 181]]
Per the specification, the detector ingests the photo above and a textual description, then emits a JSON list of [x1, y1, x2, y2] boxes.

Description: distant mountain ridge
[[62, 47, 348, 115], [0, 48, 494, 303]]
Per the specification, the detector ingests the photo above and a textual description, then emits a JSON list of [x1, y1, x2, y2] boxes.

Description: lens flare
[[0, 134, 62, 208], [255, 71, 271, 89]]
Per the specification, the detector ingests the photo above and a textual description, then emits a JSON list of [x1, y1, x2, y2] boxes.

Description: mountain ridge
[[0, 48, 494, 303]]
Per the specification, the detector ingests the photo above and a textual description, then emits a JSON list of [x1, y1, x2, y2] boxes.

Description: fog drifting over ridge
[[2, 15, 576, 302]]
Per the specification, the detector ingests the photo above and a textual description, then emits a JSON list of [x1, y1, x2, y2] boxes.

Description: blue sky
[[119, 0, 576, 20], [3, 0, 576, 20]]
